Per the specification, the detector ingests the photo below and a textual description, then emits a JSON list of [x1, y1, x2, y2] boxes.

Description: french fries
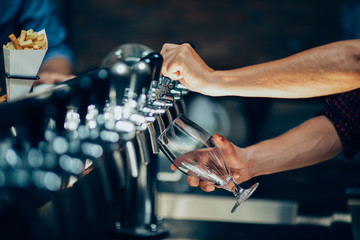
[[0, 95, 7, 104], [8, 34, 22, 50], [3, 29, 46, 50]]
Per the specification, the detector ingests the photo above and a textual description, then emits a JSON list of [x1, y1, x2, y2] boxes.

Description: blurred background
[[57, 0, 341, 73], [56, 0, 358, 222]]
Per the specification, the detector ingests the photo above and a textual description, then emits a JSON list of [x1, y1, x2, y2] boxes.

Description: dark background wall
[[57, 0, 342, 74]]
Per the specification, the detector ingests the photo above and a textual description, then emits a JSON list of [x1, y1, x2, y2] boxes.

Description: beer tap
[[167, 79, 189, 116], [107, 62, 138, 178], [158, 76, 190, 127], [139, 53, 167, 138], [111, 58, 169, 238], [125, 61, 153, 165], [139, 53, 178, 129]]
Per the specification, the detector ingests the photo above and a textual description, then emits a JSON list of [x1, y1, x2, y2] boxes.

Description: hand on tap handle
[[160, 43, 213, 95]]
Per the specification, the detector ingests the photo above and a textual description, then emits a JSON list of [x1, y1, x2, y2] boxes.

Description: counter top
[[102, 218, 351, 240]]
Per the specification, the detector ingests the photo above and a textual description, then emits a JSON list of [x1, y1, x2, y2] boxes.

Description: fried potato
[[26, 29, 38, 40], [19, 39, 33, 47], [37, 33, 44, 41], [3, 29, 46, 50], [19, 30, 26, 42], [3, 42, 15, 50], [8, 34, 22, 50], [0, 94, 7, 104], [33, 40, 46, 47]]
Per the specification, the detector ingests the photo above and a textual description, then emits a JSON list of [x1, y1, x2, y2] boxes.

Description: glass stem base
[[231, 181, 259, 213]]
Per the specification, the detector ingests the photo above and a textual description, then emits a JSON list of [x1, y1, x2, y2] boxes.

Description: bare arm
[[35, 58, 74, 86], [161, 40, 360, 98], [187, 116, 342, 192], [246, 115, 342, 177]]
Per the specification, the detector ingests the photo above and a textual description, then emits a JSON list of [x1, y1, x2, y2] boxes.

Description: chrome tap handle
[[165, 108, 173, 127], [147, 122, 159, 154], [155, 115, 166, 135], [172, 100, 181, 117], [125, 141, 138, 178], [178, 98, 187, 117], [136, 131, 151, 165], [112, 149, 126, 187], [160, 76, 172, 86]]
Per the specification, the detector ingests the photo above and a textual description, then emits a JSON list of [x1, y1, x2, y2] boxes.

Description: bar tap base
[[110, 224, 169, 239]]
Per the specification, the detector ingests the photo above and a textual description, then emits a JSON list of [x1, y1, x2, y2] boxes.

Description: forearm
[[246, 116, 342, 177], [39, 58, 73, 75], [36, 58, 74, 86], [208, 40, 360, 98]]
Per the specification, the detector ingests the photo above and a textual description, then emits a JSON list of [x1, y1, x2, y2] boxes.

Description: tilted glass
[[158, 114, 258, 213]]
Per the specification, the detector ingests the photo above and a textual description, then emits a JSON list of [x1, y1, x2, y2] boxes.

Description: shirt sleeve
[[17, 0, 74, 64], [317, 89, 360, 159]]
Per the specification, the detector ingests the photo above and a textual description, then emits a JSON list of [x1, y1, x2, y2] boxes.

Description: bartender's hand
[[160, 43, 215, 95], [34, 58, 75, 86], [36, 72, 75, 86], [171, 133, 253, 192]]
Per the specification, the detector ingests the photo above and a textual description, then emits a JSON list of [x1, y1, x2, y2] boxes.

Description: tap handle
[[178, 98, 187, 117], [155, 114, 166, 135], [165, 108, 174, 127], [129, 61, 152, 100], [136, 131, 151, 165], [112, 149, 126, 187], [90, 68, 111, 109], [125, 141, 139, 178], [147, 122, 159, 154], [173, 100, 181, 116], [109, 62, 131, 105], [71, 75, 93, 120]]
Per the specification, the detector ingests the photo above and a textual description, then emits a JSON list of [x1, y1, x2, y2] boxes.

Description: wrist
[[203, 70, 226, 96], [244, 144, 266, 179]]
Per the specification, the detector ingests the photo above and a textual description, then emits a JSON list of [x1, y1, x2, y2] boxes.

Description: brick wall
[[62, 0, 342, 74]]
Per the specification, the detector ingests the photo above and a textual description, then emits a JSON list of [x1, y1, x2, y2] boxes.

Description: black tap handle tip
[[129, 61, 152, 97], [109, 62, 131, 104], [147, 52, 163, 61], [140, 52, 163, 81]]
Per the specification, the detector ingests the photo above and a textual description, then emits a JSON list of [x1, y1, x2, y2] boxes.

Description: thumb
[[213, 133, 235, 155]]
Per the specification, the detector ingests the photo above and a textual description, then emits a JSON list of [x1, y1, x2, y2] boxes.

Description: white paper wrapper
[[3, 29, 48, 101]]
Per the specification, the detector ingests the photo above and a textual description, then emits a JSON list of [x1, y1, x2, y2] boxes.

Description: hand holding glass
[[158, 114, 258, 213]]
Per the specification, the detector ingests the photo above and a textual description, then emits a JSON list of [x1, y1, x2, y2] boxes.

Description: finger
[[187, 176, 200, 187], [161, 43, 192, 80], [160, 43, 180, 55], [199, 181, 215, 192], [161, 51, 183, 80], [232, 172, 241, 181], [36, 73, 75, 86], [170, 164, 177, 171]]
